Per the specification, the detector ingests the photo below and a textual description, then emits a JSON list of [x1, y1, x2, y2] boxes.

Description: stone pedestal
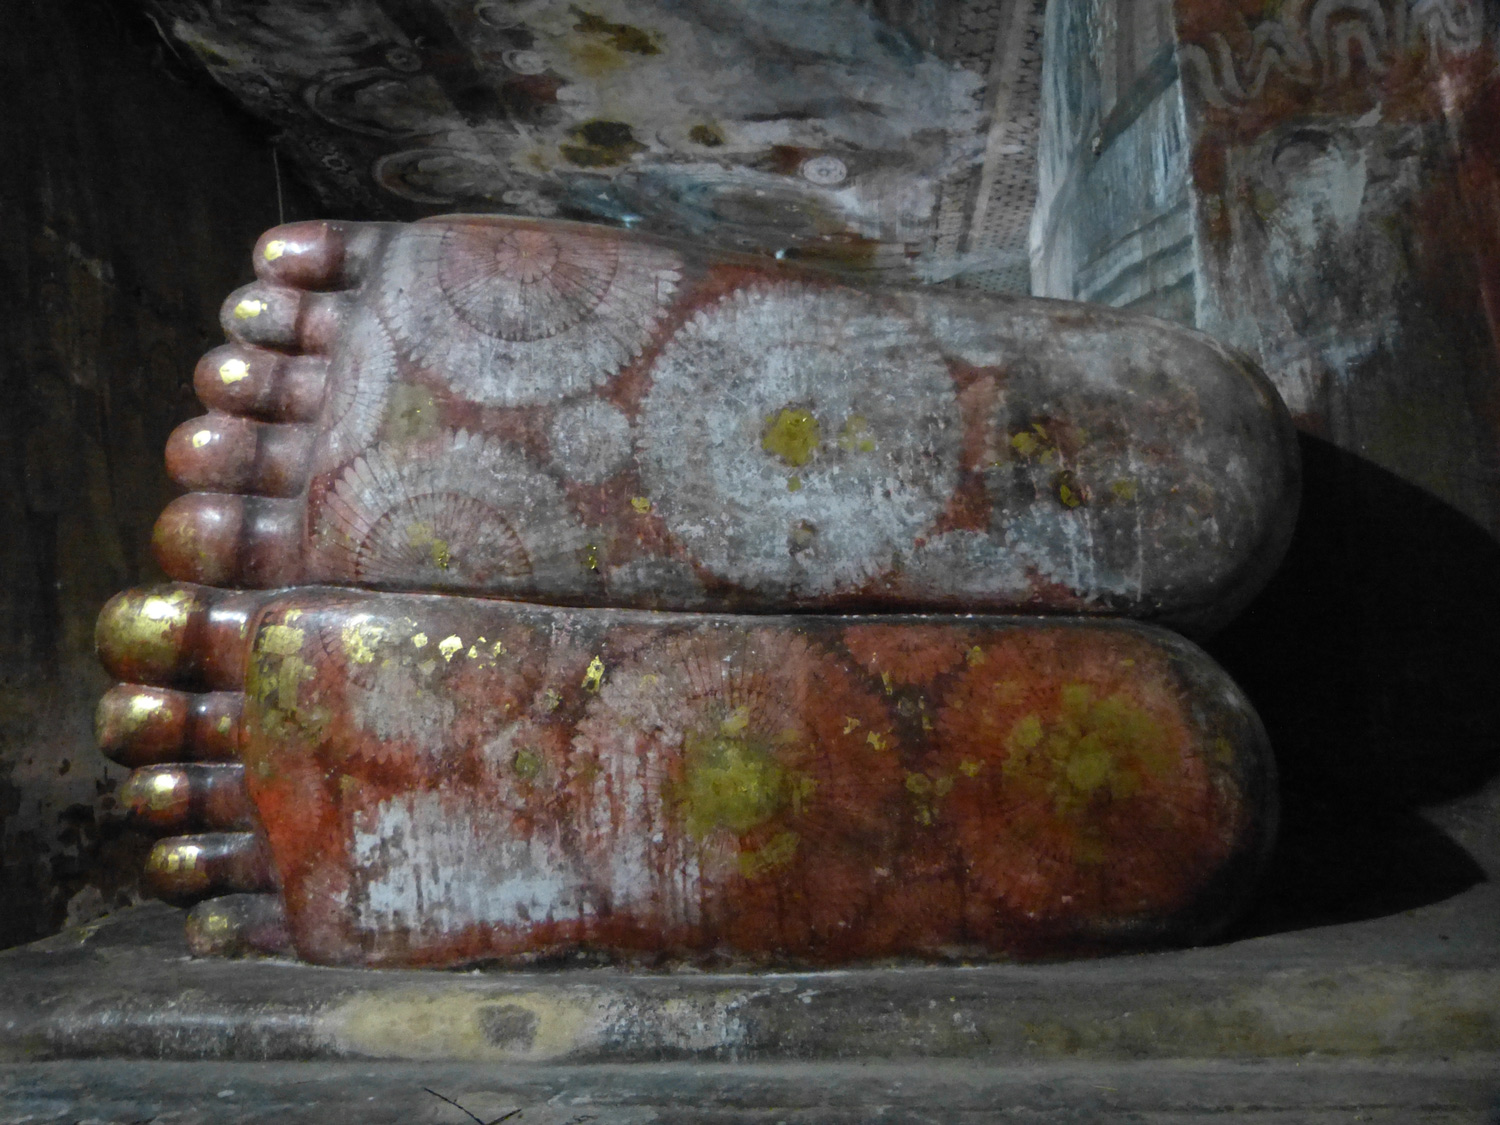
[[1, 889, 1497, 1120]]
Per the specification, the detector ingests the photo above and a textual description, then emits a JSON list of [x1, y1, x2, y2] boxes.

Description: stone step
[[2, 889, 1496, 1068], [2, 1054, 1497, 1122]]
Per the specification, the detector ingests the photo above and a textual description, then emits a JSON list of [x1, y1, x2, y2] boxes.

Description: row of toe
[[111, 220, 369, 949]]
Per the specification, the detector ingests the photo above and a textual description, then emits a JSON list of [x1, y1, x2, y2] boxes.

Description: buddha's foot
[[156, 216, 1298, 630], [98, 583, 1276, 968]]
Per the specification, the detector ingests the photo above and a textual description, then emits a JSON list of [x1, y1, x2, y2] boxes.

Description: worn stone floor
[[2, 1056, 1498, 1123], [1, 884, 1497, 1121]]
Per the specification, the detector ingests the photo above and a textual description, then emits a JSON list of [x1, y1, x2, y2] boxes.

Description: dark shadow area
[[1210, 434, 1498, 938]]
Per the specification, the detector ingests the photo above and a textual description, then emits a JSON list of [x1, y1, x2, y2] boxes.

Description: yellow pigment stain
[[1055, 471, 1086, 508], [573, 9, 660, 54], [1110, 478, 1138, 501], [904, 772, 954, 825], [569, 38, 627, 75], [1001, 684, 1174, 818], [837, 415, 877, 453], [582, 656, 605, 692], [511, 747, 543, 781], [268, 653, 311, 713], [584, 544, 600, 571], [762, 407, 821, 467], [411, 633, 428, 649], [438, 635, 463, 662], [958, 758, 983, 777], [263, 239, 288, 261], [1010, 431, 1041, 457], [866, 731, 888, 751], [341, 619, 386, 664], [630, 496, 652, 513], [786, 476, 802, 492], [881, 671, 894, 695], [542, 688, 562, 711], [676, 722, 814, 842], [720, 706, 750, 735], [191, 429, 213, 449], [404, 521, 450, 570], [217, 715, 232, 735], [259, 624, 305, 657], [219, 359, 249, 384], [842, 716, 860, 734], [966, 645, 987, 667], [234, 298, 265, 319]]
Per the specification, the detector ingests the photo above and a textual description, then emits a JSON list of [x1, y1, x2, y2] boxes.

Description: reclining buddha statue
[[97, 215, 1297, 967]]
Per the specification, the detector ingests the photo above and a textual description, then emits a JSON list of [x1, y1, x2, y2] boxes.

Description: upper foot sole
[[159, 216, 1299, 631]]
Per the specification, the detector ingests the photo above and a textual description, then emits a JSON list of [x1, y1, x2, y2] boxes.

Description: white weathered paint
[[638, 283, 961, 596], [378, 224, 680, 407], [548, 397, 633, 485], [320, 429, 590, 593], [313, 304, 397, 475], [351, 791, 587, 934]]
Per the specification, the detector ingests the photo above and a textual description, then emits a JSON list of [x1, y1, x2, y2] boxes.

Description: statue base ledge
[[2, 888, 1497, 1118]]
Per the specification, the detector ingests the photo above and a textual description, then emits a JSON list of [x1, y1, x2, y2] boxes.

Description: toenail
[[234, 298, 265, 319], [263, 240, 288, 261], [219, 359, 249, 384]]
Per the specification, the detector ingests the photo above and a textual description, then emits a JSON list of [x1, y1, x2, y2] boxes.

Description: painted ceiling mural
[[141, 0, 1047, 290]]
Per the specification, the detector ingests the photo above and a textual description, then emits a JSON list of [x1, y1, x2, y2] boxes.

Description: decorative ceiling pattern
[[142, 0, 1045, 289]]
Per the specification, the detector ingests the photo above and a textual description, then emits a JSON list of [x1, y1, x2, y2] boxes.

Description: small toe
[[96, 685, 242, 767], [96, 583, 262, 690], [221, 281, 343, 353], [195, 344, 327, 422], [254, 220, 381, 292], [186, 894, 293, 958], [121, 763, 256, 832], [166, 413, 314, 498], [145, 831, 275, 902], [153, 494, 304, 588]]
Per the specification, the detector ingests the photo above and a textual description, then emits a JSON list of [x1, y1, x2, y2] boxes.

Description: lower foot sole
[[99, 585, 1275, 967]]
